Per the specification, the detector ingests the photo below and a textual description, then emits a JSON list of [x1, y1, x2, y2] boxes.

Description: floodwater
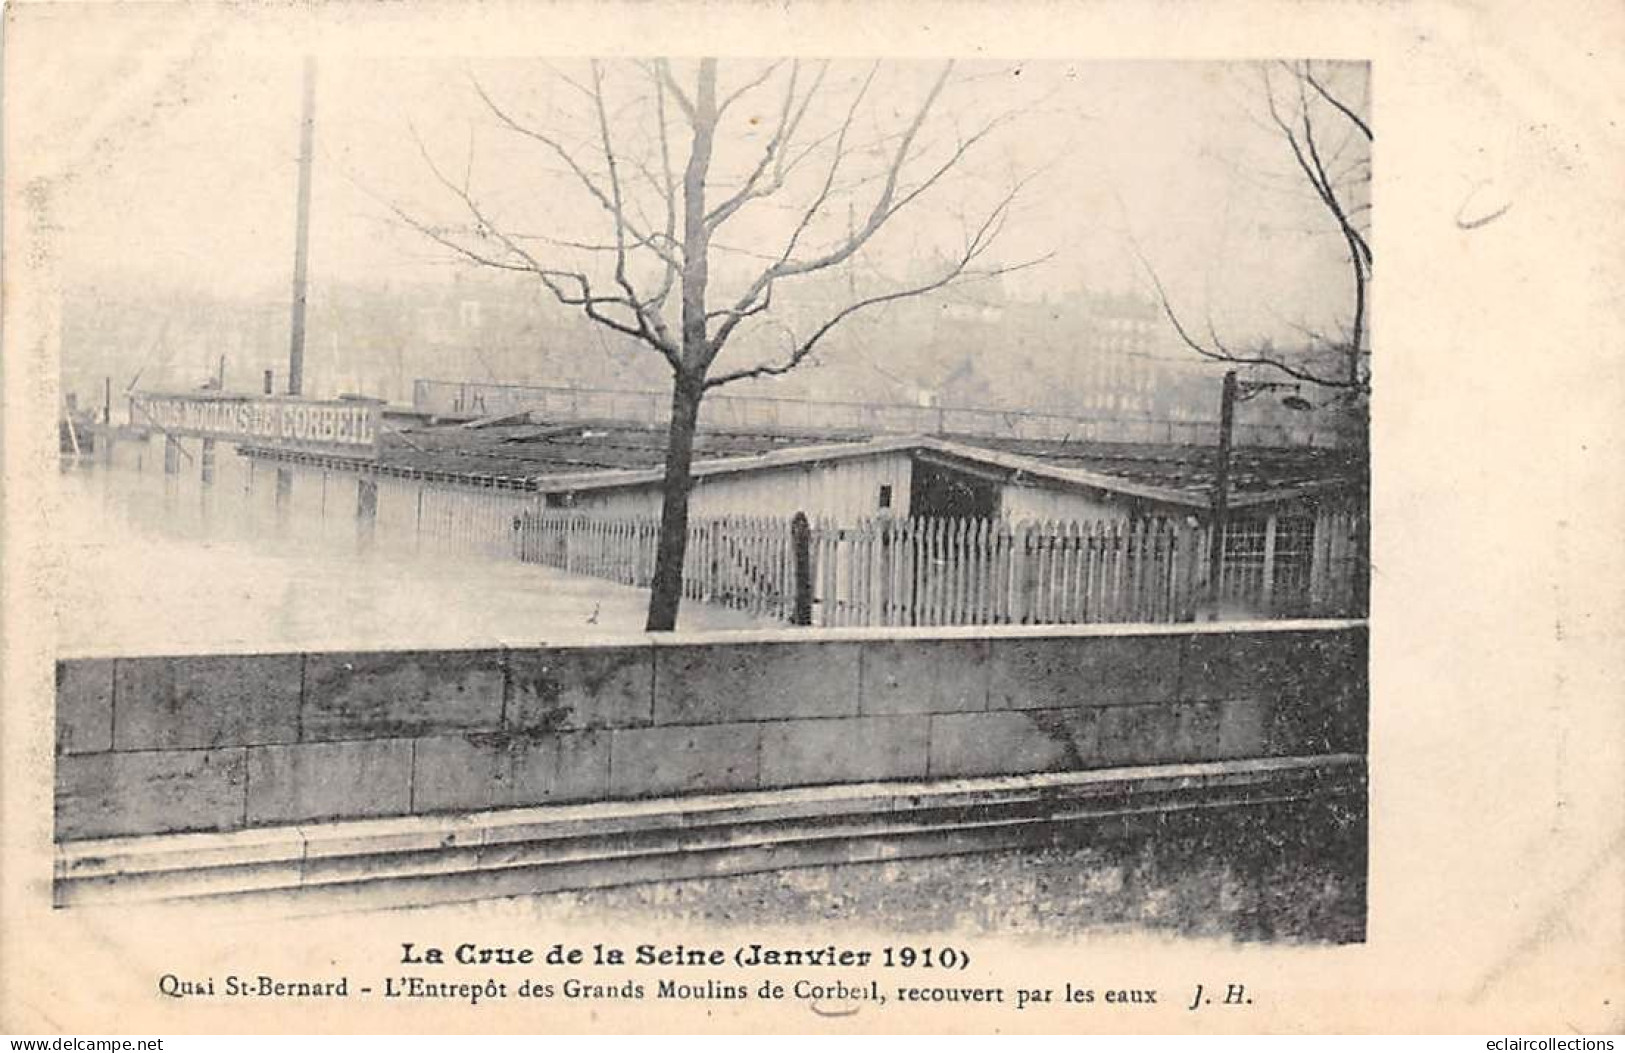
[[54, 456, 772, 657]]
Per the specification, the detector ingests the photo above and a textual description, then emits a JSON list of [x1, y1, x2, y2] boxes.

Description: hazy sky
[[16, 9, 1368, 363]]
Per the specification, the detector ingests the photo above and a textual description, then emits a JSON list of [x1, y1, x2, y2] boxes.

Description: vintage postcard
[[2, 0, 1620, 1035]]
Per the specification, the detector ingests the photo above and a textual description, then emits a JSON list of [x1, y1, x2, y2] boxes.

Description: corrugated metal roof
[[375, 419, 874, 479], [256, 415, 1364, 508], [947, 434, 1365, 506]]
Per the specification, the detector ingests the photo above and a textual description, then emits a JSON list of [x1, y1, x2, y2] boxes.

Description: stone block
[[543, 731, 613, 805], [56, 749, 247, 840], [410, 734, 509, 815], [759, 716, 930, 788], [653, 642, 859, 725], [1179, 627, 1366, 704], [245, 739, 413, 825], [1169, 701, 1224, 762], [986, 634, 1182, 711], [411, 730, 610, 814], [927, 709, 1099, 779], [1216, 698, 1271, 759], [1267, 686, 1368, 757], [301, 650, 503, 741], [859, 639, 988, 715], [114, 654, 302, 751], [508, 646, 653, 731], [1094, 704, 1180, 766], [608, 723, 760, 798], [56, 659, 113, 755]]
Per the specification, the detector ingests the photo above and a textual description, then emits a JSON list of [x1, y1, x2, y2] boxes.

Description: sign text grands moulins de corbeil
[[131, 392, 381, 457]]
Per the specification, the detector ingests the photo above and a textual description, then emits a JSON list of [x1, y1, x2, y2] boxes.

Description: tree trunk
[[645, 373, 704, 631], [644, 59, 719, 632]]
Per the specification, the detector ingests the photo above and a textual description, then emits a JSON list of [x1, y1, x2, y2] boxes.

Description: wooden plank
[[1083, 521, 1098, 623], [1261, 513, 1279, 613], [1108, 520, 1125, 621], [1138, 519, 1153, 621], [967, 521, 981, 626], [949, 518, 965, 626]]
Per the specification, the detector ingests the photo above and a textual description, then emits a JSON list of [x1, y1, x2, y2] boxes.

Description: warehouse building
[[236, 415, 1363, 526]]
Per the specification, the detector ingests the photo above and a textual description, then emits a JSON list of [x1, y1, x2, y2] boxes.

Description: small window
[[878, 484, 893, 510]]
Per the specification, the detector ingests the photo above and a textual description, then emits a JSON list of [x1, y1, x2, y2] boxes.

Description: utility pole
[[1207, 369, 1311, 616], [1206, 369, 1238, 613], [286, 55, 316, 397]]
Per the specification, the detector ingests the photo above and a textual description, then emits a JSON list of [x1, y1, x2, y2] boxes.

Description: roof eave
[[912, 436, 1210, 510]]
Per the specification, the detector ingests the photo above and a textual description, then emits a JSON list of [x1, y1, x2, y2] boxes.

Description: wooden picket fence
[[808, 516, 1202, 628], [513, 508, 1366, 627], [515, 512, 802, 622], [1213, 506, 1365, 619]]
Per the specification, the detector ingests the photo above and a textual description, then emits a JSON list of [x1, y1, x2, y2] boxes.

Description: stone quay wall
[[55, 621, 1367, 841]]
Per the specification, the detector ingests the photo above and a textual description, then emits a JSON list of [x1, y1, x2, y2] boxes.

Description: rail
[[413, 378, 1343, 448]]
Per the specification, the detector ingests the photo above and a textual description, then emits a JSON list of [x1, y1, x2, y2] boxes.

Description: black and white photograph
[[3, 0, 1620, 1038]]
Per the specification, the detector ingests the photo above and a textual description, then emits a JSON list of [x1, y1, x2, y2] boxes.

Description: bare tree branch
[[1145, 61, 1370, 392], [704, 61, 830, 231], [655, 59, 695, 122], [469, 73, 681, 274], [1129, 234, 1364, 390], [645, 65, 681, 314], [716, 60, 786, 116], [1284, 65, 1370, 375], [706, 63, 1022, 362], [386, 122, 681, 367], [1303, 60, 1373, 142], [706, 182, 1049, 389], [586, 60, 678, 355]]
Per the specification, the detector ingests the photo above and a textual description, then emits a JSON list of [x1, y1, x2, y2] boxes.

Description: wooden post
[[1207, 370, 1238, 616], [1107, 520, 1125, 620], [1129, 519, 1146, 621], [1260, 512, 1279, 613], [1352, 509, 1369, 618], [1308, 508, 1330, 614], [414, 482, 424, 553], [1014, 521, 1035, 624], [818, 520, 834, 627], [357, 476, 378, 549], [274, 466, 292, 532], [1172, 519, 1198, 621], [286, 56, 316, 397]]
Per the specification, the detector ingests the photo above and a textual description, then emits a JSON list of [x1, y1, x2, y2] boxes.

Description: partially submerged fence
[[515, 513, 802, 622]]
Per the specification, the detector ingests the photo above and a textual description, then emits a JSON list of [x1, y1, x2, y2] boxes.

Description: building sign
[[129, 392, 381, 458]]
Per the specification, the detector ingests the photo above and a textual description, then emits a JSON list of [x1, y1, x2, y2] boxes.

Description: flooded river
[[54, 454, 770, 656]]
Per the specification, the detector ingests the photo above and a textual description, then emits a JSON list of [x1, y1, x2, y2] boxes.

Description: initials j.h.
[[1187, 982, 1250, 1010]]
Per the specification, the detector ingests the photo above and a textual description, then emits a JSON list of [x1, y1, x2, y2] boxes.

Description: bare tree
[[389, 59, 1045, 629], [1140, 60, 1371, 405]]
